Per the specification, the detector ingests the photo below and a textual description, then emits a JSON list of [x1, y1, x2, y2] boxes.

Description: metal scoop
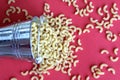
[[0, 16, 46, 64]]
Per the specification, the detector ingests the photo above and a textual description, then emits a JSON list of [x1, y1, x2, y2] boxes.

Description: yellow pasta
[[90, 17, 98, 23], [111, 8, 118, 15], [100, 63, 108, 69], [6, 9, 12, 16], [68, 68, 72, 76], [96, 20, 104, 26], [10, 6, 16, 13], [85, 76, 90, 80], [91, 65, 98, 73], [21, 71, 29, 76], [107, 67, 116, 75], [110, 17, 117, 23], [83, 29, 90, 33], [73, 60, 79, 67], [79, 9, 84, 17], [86, 5, 93, 13], [110, 56, 119, 62], [75, 47, 83, 52], [76, 28, 82, 35], [89, 2, 94, 8], [75, 7, 79, 15], [83, 9, 89, 16], [3, 18, 11, 23], [84, 0, 88, 4], [111, 34, 117, 42], [10, 77, 17, 80], [31, 76, 39, 80], [93, 73, 100, 79], [71, 75, 77, 80], [113, 3, 118, 10], [85, 24, 94, 29], [100, 49, 109, 54], [22, 9, 28, 16], [95, 26, 103, 33], [113, 48, 119, 55], [97, 7, 103, 16], [8, 0, 15, 4], [103, 13, 110, 21], [16, 7, 21, 14], [77, 75, 81, 80], [103, 5, 108, 13]]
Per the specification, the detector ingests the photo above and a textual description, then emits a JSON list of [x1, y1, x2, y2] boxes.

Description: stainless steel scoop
[[0, 16, 46, 64]]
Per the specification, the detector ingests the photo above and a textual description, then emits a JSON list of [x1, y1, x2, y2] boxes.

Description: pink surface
[[0, 0, 120, 80]]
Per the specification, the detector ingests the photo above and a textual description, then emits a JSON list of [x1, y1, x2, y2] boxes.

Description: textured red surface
[[0, 0, 120, 80]]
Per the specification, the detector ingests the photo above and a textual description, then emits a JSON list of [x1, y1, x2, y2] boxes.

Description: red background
[[0, 0, 120, 80]]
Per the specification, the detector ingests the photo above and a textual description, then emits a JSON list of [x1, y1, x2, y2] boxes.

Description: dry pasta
[[73, 60, 79, 67], [76, 28, 82, 35], [31, 76, 39, 80], [85, 76, 90, 80], [96, 20, 104, 26], [8, 0, 15, 4], [95, 26, 103, 33], [110, 18, 117, 23], [83, 9, 89, 16], [103, 13, 110, 21], [110, 56, 119, 62], [103, 5, 108, 13], [16, 7, 21, 14], [107, 67, 116, 75], [91, 65, 98, 72], [98, 7, 103, 16], [68, 68, 72, 76], [113, 3, 118, 10], [93, 73, 100, 79], [85, 24, 94, 29], [100, 63, 108, 69], [6, 9, 12, 16], [90, 17, 98, 23], [10, 77, 17, 80], [77, 75, 81, 80], [75, 7, 79, 15], [86, 5, 93, 13], [83, 29, 90, 33], [111, 34, 117, 42], [84, 0, 88, 4], [75, 47, 83, 52], [78, 39, 82, 46], [10, 6, 16, 13], [26, 15, 33, 20], [113, 48, 119, 55], [71, 75, 77, 80], [21, 71, 29, 76], [79, 9, 84, 17], [111, 8, 118, 15], [3, 18, 11, 23], [100, 49, 109, 54], [22, 9, 28, 16], [89, 2, 94, 8], [44, 3, 50, 12]]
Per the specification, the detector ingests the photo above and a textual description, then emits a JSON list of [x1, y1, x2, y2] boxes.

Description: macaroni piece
[[16, 7, 21, 14], [10, 6, 16, 13], [31, 76, 39, 80], [3, 18, 11, 23], [100, 63, 108, 69], [21, 71, 29, 76], [8, 0, 15, 4], [6, 9, 12, 16], [113, 48, 119, 55], [110, 56, 119, 62], [107, 67, 116, 75], [22, 9, 28, 16], [100, 49, 109, 54], [98, 7, 103, 16]]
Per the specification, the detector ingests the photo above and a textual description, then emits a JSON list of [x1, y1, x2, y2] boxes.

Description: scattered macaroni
[[100, 63, 108, 69], [3, 18, 11, 23], [113, 48, 119, 55], [8, 0, 15, 4]]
